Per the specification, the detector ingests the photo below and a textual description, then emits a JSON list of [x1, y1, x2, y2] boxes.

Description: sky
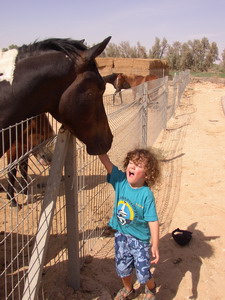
[[1, 0, 225, 59]]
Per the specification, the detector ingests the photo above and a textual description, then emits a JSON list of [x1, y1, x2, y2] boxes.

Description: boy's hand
[[151, 245, 159, 264]]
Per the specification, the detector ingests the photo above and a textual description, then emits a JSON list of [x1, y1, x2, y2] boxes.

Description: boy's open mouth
[[129, 171, 134, 177]]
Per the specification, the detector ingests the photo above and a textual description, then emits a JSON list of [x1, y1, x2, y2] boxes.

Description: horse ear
[[84, 36, 111, 61]]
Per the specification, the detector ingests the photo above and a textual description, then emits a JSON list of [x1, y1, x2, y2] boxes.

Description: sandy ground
[[66, 78, 225, 300]]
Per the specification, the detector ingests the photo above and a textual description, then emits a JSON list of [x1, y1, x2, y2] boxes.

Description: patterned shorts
[[114, 231, 152, 284]]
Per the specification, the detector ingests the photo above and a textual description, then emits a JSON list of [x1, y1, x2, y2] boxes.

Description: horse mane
[[103, 73, 120, 85], [103, 73, 116, 80], [17, 38, 87, 61]]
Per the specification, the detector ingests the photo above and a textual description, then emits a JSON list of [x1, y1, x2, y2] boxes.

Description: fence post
[[163, 76, 168, 129], [141, 84, 148, 148], [22, 127, 70, 300], [173, 74, 178, 116], [64, 135, 80, 290]]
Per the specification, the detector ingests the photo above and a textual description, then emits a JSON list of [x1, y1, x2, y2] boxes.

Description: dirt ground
[[62, 78, 225, 300]]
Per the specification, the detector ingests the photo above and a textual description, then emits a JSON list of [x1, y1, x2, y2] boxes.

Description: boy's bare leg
[[145, 277, 156, 299], [121, 275, 133, 292], [146, 277, 155, 290], [114, 275, 134, 299]]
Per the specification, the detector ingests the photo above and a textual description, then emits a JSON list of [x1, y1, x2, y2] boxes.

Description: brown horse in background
[[3, 114, 55, 207], [115, 73, 159, 104], [116, 73, 158, 89], [104, 73, 158, 104]]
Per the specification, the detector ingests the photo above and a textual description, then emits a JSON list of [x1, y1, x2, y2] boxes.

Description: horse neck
[[147, 74, 158, 80], [117, 75, 133, 89], [104, 74, 118, 87], [123, 75, 132, 85]]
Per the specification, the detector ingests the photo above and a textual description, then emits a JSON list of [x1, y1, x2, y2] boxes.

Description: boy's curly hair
[[123, 148, 160, 187]]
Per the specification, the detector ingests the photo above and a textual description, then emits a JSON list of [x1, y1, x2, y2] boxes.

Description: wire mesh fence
[[0, 70, 190, 300], [0, 114, 60, 300]]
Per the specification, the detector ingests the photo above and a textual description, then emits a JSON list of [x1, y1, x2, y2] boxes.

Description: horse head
[[58, 37, 113, 155], [0, 37, 113, 156], [115, 73, 131, 92], [115, 73, 124, 92]]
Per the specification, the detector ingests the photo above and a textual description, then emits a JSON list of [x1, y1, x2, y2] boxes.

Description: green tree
[[166, 41, 182, 70], [221, 49, 225, 71], [204, 42, 218, 70], [149, 37, 168, 59], [180, 43, 193, 70], [102, 43, 120, 57], [188, 39, 203, 71], [1, 44, 18, 52], [100, 36, 221, 72], [187, 38, 218, 71], [9, 44, 18, 49], [136, 42, 148, 58], [119, 41, 137, 58]]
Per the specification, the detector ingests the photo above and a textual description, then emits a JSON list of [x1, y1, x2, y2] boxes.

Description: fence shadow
[[0, 174, 107, 206], [0, 230, 116, 300]]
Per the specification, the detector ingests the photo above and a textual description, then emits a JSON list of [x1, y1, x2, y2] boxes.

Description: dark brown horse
[[0, 37, 113, 156], [3, 114, 55, 207], [103, 73, 158, 104]]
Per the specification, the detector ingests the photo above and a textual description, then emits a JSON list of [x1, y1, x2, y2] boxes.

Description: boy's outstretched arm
[[98, 154, 113, 174]]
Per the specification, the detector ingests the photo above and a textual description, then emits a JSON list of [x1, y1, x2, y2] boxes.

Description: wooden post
[[142, 84, 148, 148], [64, 135, 80, 289], [22, 127, 70, 300], [163, 76, 168, 128]]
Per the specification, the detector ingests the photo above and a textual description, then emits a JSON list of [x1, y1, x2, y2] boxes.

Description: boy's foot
[[114, 287, 135, 299], [144, 284, 156, 300]]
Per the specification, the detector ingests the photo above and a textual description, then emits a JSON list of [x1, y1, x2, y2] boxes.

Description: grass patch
[[169, 71, 225, 80], [190, 72, 225, 78]]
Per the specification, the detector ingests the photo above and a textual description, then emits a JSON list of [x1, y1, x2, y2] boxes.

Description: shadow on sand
[[153, 222, 219, 300]]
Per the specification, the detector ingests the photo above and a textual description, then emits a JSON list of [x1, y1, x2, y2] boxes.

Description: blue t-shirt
[[107, 165, 158, 243]]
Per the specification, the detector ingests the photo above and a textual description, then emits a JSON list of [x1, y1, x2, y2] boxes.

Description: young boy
[[98, 148, 160, 300]]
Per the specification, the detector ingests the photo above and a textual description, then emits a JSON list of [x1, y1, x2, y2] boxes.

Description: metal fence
[[0, 70, 190, 300]]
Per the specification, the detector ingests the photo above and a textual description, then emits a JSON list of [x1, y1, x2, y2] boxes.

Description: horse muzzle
[[86, 133, 113, 155]]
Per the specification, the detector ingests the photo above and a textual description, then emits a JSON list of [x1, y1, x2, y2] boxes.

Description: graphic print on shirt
[[117, 198, 135, 225]]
